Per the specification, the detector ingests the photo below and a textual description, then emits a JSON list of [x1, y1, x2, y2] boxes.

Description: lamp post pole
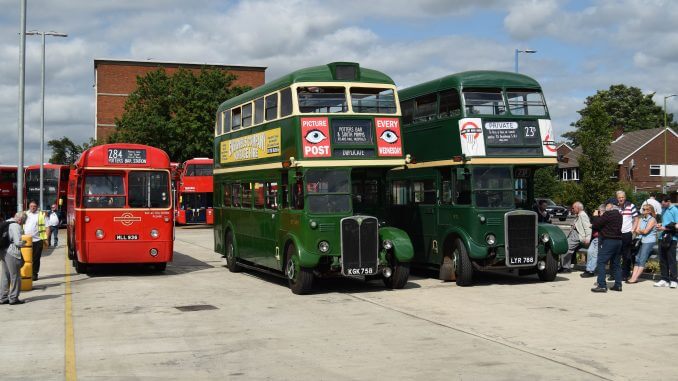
[[663, 94, 676, 194], [514, 48, 537, 73], [17, 0, 27, 212], [26, 30, 67, 210]]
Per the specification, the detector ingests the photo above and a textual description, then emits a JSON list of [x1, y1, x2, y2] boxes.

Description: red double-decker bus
[[0, 166, 17, 220], [67, 144, 174, 273], [175, 158, 214, 225], [25, 163, 70, 212]]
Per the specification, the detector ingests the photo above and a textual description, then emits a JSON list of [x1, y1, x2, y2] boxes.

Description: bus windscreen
[[84, 174, 125, 208], [128, 171, 170, 208], [350, 88, 397, 114]]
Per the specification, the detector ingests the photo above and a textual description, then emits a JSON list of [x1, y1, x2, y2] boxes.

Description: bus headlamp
[[383, 240, 393, 250], [318, 240, 330, 253], [150, 229, 159, 239], [309, 220, 318, 229], [540, 233, 550, 243], [96, 229, 105, 239], [485, 234, 496, 246]]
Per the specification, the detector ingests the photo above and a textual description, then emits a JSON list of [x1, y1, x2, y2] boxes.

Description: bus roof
[[25, 163, 69, 170], [217, 62, 396, 112], [75, 144, 171, 169], [399, 70, 542, 101], [182, 158, 213, 165]]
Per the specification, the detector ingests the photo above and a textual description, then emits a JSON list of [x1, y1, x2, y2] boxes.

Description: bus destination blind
[[108, 149, 147, 164], [331, 119, 373, 145]]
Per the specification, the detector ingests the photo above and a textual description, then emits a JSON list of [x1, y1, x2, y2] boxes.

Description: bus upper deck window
[[223, 110, 231, 133], [254, 98, 264, 125], [297, 86, 347, 113], [350, 88, 396, 114], [438, 89, 461, 118], [506, 90, 547, 116], [463, 89, 505, 116], [242, 103, 253, 128], [232, 107, 242, 130], [413, 93, 437, 123], [265, 93, 278, 121], [280, 88, 293, 117]]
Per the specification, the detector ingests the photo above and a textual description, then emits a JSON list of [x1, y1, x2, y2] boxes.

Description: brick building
[[94, 59, 266, 141], [558, 127, 678, 194]]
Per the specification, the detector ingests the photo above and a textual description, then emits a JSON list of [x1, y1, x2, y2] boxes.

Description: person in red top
[[591, 202, 623, 293]]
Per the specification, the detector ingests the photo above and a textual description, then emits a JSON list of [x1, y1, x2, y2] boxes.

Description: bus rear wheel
[[383, 259, 410, 289], [225, 231, 241, 273], [285, 244, 313, 295], [537, 249, 558, 281], [453, 238, 473, 287]]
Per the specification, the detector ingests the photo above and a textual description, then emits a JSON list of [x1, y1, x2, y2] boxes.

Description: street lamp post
[[17, 0, 27, 212], [663, 94, 676, 194], [26, 30, 67, 210], [515, 48, 537, 73]]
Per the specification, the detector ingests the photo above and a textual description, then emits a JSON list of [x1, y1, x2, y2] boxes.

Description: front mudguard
[[284, 233, 320, 270], [379, 226, 414, 263], [538, 223, 568, 256]]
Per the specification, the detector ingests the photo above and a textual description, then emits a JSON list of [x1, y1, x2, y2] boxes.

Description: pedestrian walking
[[591, 202, 623, 293], [23, 201, 47, 281], [0, 212, 27, 305], [613, 191, 639, 281], [560, 201, 591, 273], [655, 196, 677, 288], [627, 204, 657, 283], [48, 204, 60, 247]]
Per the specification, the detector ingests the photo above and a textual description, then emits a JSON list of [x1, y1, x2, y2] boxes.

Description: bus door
[[413, 178, 438, 264], [249, 181, 280, 268]]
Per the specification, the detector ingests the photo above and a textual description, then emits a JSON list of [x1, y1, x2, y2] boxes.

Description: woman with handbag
[[627, 204, 657, 283]]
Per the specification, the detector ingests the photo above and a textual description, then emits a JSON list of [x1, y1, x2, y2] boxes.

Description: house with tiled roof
[[558, 127, 678, 193]]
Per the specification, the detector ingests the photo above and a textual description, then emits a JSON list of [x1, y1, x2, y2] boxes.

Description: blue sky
[[1, 0, 677, 165]]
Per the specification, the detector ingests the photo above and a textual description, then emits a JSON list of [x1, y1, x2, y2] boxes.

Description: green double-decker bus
[[387, 71, 567, 286], [213, 62, 414, 294]]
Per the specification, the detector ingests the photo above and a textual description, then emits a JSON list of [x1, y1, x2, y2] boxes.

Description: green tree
[[563, 84, 677, 147], [555, 181, 584, 210], [48, 137, 100, 165], [533, 166, 560, 198], [110, 68, 249, 162], [577, 99, 616, 212]]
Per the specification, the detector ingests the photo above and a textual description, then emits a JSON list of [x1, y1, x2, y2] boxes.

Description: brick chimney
[[612, 126, 624, 140]]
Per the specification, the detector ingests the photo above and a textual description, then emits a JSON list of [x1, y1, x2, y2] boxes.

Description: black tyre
[[538, 249, 558, 281], [285, 244, 313, 295], [453, 238, 473, 286], [225, 231, 241, 273], [73, 259, 88, 274], [383, 259, 410, 289], [154, 263, 167, 272]]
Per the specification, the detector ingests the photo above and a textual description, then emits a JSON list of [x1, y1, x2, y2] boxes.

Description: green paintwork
[[378, 227, 414, 262], [538, 223, 568, 255]]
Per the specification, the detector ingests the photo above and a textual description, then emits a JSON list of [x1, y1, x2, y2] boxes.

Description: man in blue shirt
[[655, 196, 678, 288]]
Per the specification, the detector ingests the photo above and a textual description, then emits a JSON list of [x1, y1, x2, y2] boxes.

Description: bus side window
[[223, 109, 231, 133], [281, 172, 289, 209], [242, 103, 253, 128], [401, 100, 413, 125], [454, 168, 471, 205], [280, 88, 293, 117], [254, 97, 264, 125], [223, 184, 231, 207], [265, 93, 278, 121], [266, 182, 278, 209], [254, 182, 265, 209], [413, 93, 437, 123], [391, 180, 409, 205], [413, 180, 436, 204], [292, 173, 304, 210], [438, 89, 461, 118], [231, 184, 241, 207], [441, 169, 453, 204], [242, 183, 252, 208], [232, 107, 242, 130]]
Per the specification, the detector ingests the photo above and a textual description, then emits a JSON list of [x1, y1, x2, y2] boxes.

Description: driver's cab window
[[441, 169, 452, 204], [455, 168, 471, 205], [292, 172, 304, 210], [413, 180, 436, 204]]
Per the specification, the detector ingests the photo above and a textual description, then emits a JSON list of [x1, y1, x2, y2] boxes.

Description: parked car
[[534, 198, 569, 221]]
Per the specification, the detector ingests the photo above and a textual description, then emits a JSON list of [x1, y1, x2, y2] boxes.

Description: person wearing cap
[[591, 202, 623, 293]]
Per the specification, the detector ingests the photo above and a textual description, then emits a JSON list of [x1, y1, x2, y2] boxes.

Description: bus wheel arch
[[225, 229, 241, 273], [285, 242, 313, 295]]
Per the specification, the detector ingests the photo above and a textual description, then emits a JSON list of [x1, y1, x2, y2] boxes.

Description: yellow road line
[[64, 250, 77, 381]]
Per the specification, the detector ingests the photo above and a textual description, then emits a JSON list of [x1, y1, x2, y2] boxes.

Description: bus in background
[[214, 62, 414, 294], [0, 166, 17, 220], [176, 158, 214, 225], [25, 164, 70, 215], [67, 144, 174, 274], [388, 71, 567, 286]]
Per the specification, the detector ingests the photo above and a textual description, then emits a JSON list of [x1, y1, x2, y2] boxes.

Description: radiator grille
[[341, 216, 379, 276]]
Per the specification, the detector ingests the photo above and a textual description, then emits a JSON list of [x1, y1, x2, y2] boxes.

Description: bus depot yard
[[3, 225, 677, 381]]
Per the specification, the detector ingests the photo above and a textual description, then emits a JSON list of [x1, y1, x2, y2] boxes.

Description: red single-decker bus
[[176, 158, 214, 225], [67, 144, 174, 273]]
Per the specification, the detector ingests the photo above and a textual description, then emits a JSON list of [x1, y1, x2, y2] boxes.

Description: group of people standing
[[0, 201, 61, 305], [554, 191, 678, 293]]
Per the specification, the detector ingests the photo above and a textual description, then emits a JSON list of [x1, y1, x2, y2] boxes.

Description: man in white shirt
[[23, 201, 46, 281], [48, 204, 60, 247]]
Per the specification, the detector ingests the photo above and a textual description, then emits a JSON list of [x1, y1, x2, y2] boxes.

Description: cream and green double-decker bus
[[213, 62, 414, 294], [387, 71, 567, 286]]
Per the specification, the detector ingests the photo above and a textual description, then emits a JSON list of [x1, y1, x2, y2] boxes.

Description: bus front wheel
[[285, 244, 313, 295], [453, 238, 473, 287], [225, 231, 241, 273], [537, 249, 558, 281], [383, 259, 410, 289], [73, 259, 88, 274]]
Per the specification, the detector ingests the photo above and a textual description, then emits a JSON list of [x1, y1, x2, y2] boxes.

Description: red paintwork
[[0, 166, 17, 220], [24, 163, 69, 212], [67, 144, 174, 265]]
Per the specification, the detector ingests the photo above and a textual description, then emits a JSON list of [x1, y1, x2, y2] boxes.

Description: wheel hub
[[286, 258, 296, 280]]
